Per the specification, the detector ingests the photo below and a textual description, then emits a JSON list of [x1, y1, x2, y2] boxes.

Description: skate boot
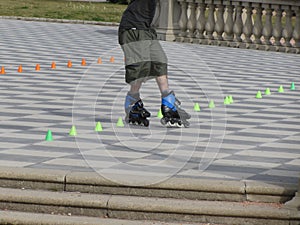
[[160, 91, 191, 128], [125, 94, 151, 127]]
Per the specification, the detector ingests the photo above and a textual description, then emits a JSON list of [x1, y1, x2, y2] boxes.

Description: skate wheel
[[143, 120, 149, 127], [160, 118, 167, 125], [167, 121, 174, 127], [170, 121, 182, 128], [183, 121, 190, 128], [168, 119, 176, 127]]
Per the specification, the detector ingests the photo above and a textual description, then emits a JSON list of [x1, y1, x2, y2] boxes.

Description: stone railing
[[154, 0, 300, 53]]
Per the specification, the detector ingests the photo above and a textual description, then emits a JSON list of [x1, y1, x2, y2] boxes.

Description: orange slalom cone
[[0, 66, 5, 74], [35, 64, 40, 71], [18, 65, 23, 73], [67, 60, 72, 68], [81, 58, 86, 66], [97, 57, 102, 64], [51, 62, 56, 69], [110, 56, 115, 63]]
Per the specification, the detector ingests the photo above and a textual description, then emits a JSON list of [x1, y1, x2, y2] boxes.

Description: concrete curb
[[0, 167, 297, 203], [0, 210, 193, 225], [108, 195, 289, 218], [0, 167, 68, 191], [66, 171, 247, 202], [0, 187, 109, 218], [0, 16, 119, 26], [0, 187, 298, 225]]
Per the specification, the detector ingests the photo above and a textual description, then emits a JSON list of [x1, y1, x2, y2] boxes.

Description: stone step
[[0, 187, 299, 225], [0, 210, 202, 225], [0, 167, 297, 204]]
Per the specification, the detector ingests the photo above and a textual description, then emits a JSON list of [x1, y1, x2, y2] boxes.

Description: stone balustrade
[[155, 0, 300, 53]]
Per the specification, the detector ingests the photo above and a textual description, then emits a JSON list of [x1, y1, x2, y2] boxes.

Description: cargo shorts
[[118, 28, 168, 84]]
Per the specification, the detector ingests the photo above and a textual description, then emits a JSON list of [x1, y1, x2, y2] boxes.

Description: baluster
[[282, 7, 293, 47], [273, 7, 283, 46], [243, 5, 253, 43], [293, 8, 300, 48], [187, 1, 197, 38], [196, 2, 206, 39], [224, 4, 234, 41], [262, 6, 273, 45], [233, 5, 243, 42], [178, 0, 188, 37], [253, 4, 263, 44], [215, 4, 225, 40], [205, 3, 216, 40]]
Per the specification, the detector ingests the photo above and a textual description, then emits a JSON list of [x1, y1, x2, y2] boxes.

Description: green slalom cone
[[69, 125, 77, 136], [224, 96, 230, 105], [256, 91, 262, 99], [278, 85, 284, 93], [157, 108, 163, 118], [95, 121, 103, 132], [208, 100, 215, 108], [45, 130, 53, 141], [290, 82, 295, 90], [228, 95, 233, 104], [194, 103, 201, 112], [265, 88, 271, 95], [117, 117, 124, 127]]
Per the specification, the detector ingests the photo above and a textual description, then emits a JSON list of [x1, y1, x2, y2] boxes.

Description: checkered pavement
[[0, 19, 299, 186]]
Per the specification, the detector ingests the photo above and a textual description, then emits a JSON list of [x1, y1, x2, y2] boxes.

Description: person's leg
[[149, 37, 169, 95], [124, 79, 142, 114], [156, 75, 191, 127], [129, 79, 143, 94], [119, 30, 152, 126], [155, 75, 169, 95], [124, 79, 151, 126]]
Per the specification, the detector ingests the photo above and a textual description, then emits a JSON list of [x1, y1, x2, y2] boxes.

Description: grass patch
[[0, 0, 127, 23]]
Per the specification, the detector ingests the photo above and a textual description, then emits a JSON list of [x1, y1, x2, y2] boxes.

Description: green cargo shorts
[[118, 29, 168, 84]]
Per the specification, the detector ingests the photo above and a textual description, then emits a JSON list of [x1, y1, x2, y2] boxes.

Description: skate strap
[[162, 98, 177, 111]]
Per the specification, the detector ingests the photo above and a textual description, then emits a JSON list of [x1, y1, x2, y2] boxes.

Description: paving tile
[[0, 19, 299, 186]]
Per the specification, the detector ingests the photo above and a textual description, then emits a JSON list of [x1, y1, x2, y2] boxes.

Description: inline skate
[[125, 94, 151, 127], [160, 91, 191, 128]]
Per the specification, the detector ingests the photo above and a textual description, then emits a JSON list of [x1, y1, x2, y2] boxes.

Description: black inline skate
[[160, 91, 191, 128], [125, 94, 151, 127]]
